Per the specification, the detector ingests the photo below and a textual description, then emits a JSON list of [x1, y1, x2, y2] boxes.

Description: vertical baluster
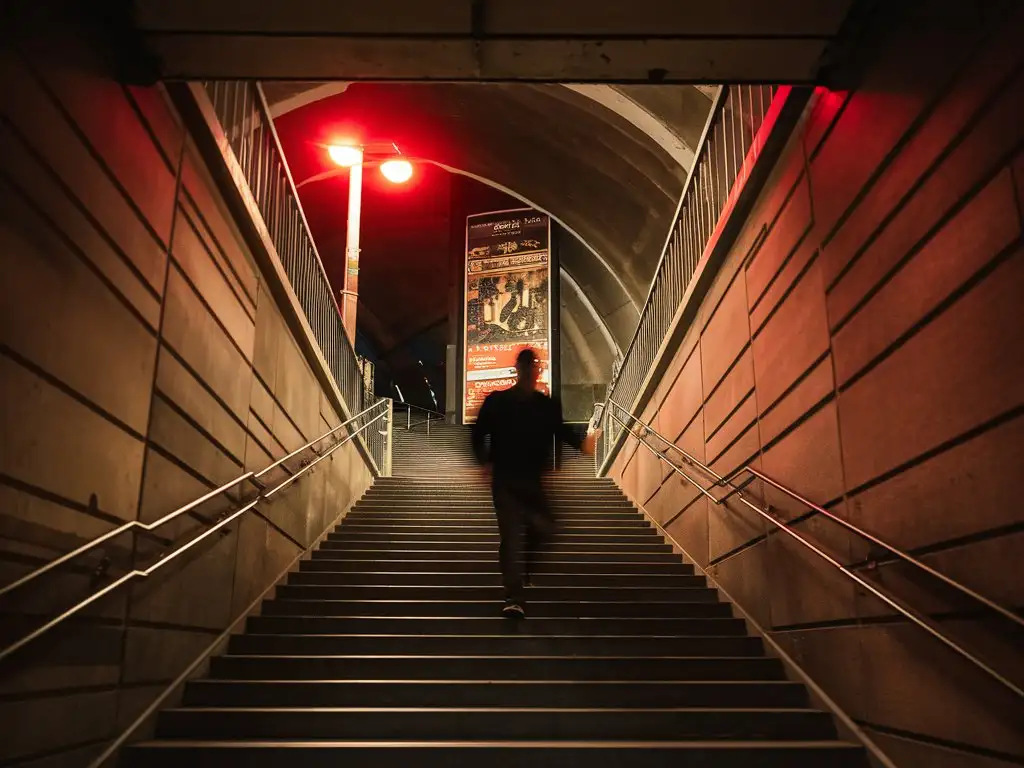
[[739, 87, 752, 181], [758, 85, 770, 137], [663, 244, 673, 325], [702, 161, 712, 252], [278, 175, 288, 264], [721, 88, 734, 193], [673, 226, 683, 303], [698, 162, 709, 255], [229, 83, 243, 158], [655, 275, 663, 342], [239, 85, 252, 180], [676, 225, 685, 302], [747, 85, 758, 157], [275, 172, 285, 263], [252, 126, 264, 214], [709, 123, 721, 219], [710, 123, 722, 219], [720, 118, 731, 209], [267, 164, 277, 249], [669, 234, 679, 313], [691, 176, 702, 261], [691, 212, 700, 274], [729, 89, 740, 187], [683, 209, 693, 278], [284, 198, 292, 274], [262, 132, 273, 219], [667, 237, 678, 314], [680, 221, 688, 291]]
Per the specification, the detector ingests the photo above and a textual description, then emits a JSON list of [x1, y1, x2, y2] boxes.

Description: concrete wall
[[0, 18, 373, 767], [560, 272, 613, 422], [611, 3, 1024, 766]]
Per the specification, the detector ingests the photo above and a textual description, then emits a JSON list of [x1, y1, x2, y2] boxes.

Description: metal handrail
[[607, 401, 1024, 630], [255, 401, 383, 482], [396, 401, 444, 418], [0, 401, 389, 664], [610, 87, 727, 393], [396, 401, 445, 432], [198, 82, 381, 464], [604, 85, 784, 424], [605, 399, 1024, 700]]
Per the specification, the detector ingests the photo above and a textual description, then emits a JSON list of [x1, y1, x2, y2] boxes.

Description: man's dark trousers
[[492, 475, 553, 604]]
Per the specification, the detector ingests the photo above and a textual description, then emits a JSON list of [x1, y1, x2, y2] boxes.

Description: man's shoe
[[502, 600, 526, 619]]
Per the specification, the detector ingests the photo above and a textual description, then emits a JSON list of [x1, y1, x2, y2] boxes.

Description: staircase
[[124, 427, 867, 766], [392, 421, 596, 479], [392, 421, 480, 477]]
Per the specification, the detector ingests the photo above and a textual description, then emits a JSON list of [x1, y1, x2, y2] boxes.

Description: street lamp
[[327, 143, 412, 343], [380, 158, 414, 184]]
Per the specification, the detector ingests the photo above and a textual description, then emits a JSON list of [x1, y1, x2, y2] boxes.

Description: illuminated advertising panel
[[463, 209, 551, 423]]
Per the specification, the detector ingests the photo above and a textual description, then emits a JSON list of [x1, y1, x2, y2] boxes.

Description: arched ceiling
[[268, 81, 713, 404], [265, 82, 713, 306]]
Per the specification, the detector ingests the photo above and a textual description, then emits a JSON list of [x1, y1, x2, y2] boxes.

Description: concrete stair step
[[155, 707, 837, 741], [352, 504, 635, 512], [309, 549, 682, 563], [227, 634, 763, 657], [182, 679, 808, 709], [274, 585, 719, 603], [287, 571, 707, 588], [244, 616, 748, 636], [326, 531, 660, 543], [339, 520, 651, 532], [319, 540, 670, 552], [124, 740, 864, 767], [299, 559, 694, 574], [208, 654, 782, 681], [258, 598, 732, 619]]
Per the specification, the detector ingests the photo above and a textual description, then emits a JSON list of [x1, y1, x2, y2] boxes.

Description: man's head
[[515, 347, 540, 391]]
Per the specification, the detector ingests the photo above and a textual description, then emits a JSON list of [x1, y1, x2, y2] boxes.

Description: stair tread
[[134, 739, 859, 748], [164, 706, 823, 713], [218, 654, 761, 660]]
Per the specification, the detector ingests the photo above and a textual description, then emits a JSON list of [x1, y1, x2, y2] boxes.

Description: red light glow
[[380, 159, 413, 184], [328, 144, 363, 167]]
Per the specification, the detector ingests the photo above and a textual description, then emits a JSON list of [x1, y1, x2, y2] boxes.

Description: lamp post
[[327, 143, 413, 344]]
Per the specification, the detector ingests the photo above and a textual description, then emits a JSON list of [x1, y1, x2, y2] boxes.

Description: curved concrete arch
[[267, 82, 694, 171], [560, 268, 618, 356], [562, 85, 694, 169], [267, 81, 351, 117]]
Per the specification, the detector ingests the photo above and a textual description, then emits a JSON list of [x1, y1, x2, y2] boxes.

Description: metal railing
[[599, 85, 786, 466], [395, 401, 446, 433], [200, 81, 376, 445], [603, 399, 1024, 700], [0, 400, 389, 664]]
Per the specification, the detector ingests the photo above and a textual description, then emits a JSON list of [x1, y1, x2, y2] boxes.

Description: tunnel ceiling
[[268, 81, 712, 311], [268, 81, 713, 400]]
